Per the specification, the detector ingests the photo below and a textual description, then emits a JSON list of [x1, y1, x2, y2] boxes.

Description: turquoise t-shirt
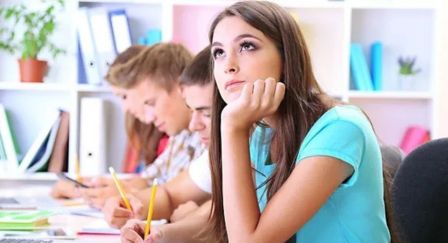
[[251, 105, 390, 243]]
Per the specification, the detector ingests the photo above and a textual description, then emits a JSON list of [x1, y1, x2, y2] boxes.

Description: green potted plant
[[0, 0, 65, 83], [397, 56, 421, 91]]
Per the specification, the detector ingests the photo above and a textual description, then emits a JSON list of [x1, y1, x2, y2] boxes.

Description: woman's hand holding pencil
[[103, 194, 145, 228]]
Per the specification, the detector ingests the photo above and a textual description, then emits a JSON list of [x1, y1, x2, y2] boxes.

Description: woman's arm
[[219, 79, 353, 242], [222, 128, 353, 242]]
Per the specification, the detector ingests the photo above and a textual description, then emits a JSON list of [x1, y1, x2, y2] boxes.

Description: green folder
[[0, 210, 53, 231]]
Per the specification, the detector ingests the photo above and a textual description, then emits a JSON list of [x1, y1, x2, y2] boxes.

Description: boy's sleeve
[[297, 120, 365, 187]]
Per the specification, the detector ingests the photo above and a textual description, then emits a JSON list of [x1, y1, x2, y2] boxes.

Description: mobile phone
[[57, 172, 90, 188]]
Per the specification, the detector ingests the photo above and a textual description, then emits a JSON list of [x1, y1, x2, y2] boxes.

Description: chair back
[[392, 138, 448, 243]]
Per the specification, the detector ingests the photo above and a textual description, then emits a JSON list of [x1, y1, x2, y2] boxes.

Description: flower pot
[[398, 74, 418, 91], [18, 58, 48, 83]]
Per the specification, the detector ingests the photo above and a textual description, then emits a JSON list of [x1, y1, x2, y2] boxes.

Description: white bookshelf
[[0, 0, 447, 174]]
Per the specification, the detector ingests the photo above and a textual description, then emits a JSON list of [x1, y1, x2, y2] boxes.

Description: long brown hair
[[208, 1, 327, 242], [105, 45, 165, 165]]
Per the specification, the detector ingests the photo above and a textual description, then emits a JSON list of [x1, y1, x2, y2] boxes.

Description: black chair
[[391, 138, 448, 243]]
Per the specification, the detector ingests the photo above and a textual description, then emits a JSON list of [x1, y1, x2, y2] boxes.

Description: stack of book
[[0, 210, 53, 231]]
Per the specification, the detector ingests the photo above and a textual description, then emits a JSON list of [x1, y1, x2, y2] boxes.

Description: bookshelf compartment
[[0, 91, 71, 158], [290, 7, 347, 95], [351, 8, 435, 92], [172, 5, 223, 54], [350, 98, 431, 146]]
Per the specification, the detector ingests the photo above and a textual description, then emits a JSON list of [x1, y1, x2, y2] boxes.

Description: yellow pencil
[[144, 178, 158, 240], [109, 167, 132, 211], [74, 156, 81, 182]]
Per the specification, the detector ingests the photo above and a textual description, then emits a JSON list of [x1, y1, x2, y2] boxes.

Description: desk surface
[[0, 178, 120, 243]]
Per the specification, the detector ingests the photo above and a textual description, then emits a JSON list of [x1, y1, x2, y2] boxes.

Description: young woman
[[208, 1, 390, 242]]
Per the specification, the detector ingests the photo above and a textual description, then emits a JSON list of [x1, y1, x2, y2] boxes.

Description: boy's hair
[[105, 43, 193, 91], [104, 45, 146, 87], [179, 46, 212, 87]]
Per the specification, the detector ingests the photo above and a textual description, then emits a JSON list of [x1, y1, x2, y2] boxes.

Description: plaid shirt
[[141, 129, 204, 184]]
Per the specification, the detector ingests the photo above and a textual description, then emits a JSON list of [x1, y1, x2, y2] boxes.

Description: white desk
[[0, 175, 120, 243]]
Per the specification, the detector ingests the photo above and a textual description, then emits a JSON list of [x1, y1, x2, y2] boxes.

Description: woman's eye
[[212, 48, 224, 59], [121, 94, 127, 100], [240, 41, 255, 52], [144, 100, 155, 106]]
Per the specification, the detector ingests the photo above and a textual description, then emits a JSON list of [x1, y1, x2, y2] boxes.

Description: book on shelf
[[400, 125, 430, 155], [0, 210, 53, 231], [47, 111, 70, 172], [350, 43, 374, 91], [0, 104, 20, 173], [370, 41, 383, 91], [18, 109, 62, 173]]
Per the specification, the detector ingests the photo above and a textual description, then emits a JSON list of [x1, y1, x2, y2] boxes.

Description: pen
[[109, 167, 132, 211], [144, 178, 158, 239]]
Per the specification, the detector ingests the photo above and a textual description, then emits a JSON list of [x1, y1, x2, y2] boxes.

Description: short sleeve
[[188, 151, 212, 194], [298, 120, 366, 187]]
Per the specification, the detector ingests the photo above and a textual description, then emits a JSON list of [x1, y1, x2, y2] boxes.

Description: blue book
[[370, 41, 383, 91], [350, 43, 373, 91], [146, 29, 162, 46]]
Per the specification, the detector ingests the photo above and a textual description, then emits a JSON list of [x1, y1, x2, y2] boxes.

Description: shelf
[[0, 82, 72, 92], [348, 90, 432, 99], [79, 0, 161, 3], [349, 0, 436, 10], [76, 84, 112, 92]]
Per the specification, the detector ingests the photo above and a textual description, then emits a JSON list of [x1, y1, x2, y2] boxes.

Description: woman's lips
[[225, 80, 245, 91]]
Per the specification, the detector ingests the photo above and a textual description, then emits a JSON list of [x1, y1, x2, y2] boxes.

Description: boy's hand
[[103, 194, 144, 228], [79, 185, 119, 208], [51, 180, 80, 199], [121, 219, 146, 243]]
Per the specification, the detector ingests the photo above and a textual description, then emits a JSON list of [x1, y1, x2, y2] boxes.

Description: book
[[109, 9, 132, 54], [0, 210, 53, 230], [400, 126, 430, 155], [350, 43, 374, 91], [146, 29, 162, 46], [18, 110, 61, 173], [0, 104, 20, 173], [370, 41, 383, 91], [47, 111, 69, 172]]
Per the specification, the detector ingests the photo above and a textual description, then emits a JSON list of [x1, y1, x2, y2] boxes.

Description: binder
[[0, 104, 20, 173], [88, 7, 117, 81], [80, 98, 107, 176], [109, 9, 132, 54], [77, 8, 101, 85]]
